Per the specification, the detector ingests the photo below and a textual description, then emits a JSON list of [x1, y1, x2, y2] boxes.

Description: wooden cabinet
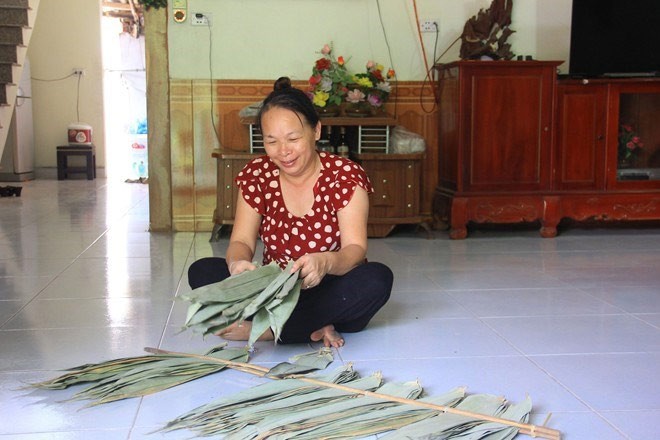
[[212, 150, 429, 240], [210, 150, 253, 240], [434, 61, 561, 239], [434, 60, 660, 239], [555, 79, 660, 226], [353, 152, 429, 238], [209, 115, 430, 239], [554, 83, 608, 191]]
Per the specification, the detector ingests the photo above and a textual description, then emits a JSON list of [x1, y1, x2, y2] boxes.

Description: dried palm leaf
[[213, 374, 387, 438], [147, 348, 558, 440], [29, 345, 248, 406], [268, 387, 467, 440], [181, 262, 282, 305], [239, 379, 425, 440], [31, 342, 560, 439], [161, 364, 358, 434], [181, 261, 302, 346], [266, 348, 334, 378], [197, 352, 557, 438], [381, 395, 532, 440]]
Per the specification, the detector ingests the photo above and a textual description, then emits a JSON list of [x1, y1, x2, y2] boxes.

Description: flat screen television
[[568, 0, 660, 78]]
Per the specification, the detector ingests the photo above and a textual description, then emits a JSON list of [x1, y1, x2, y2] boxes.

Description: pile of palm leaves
[[28, 344, 250, 406], [29, 344, 560, 439], [160, 368, 544, 440], [180, 261, 302, 346]]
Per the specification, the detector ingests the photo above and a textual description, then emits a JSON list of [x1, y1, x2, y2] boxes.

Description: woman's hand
[[292, 253, 328, 289], [229, 259, 257, 275]]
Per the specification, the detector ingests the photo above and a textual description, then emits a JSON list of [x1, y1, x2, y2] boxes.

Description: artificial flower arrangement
[[345, 61, 396, 115], [618, 123, 644, 165], [308, 44, 395, 116], [308, 43, 352, 112]]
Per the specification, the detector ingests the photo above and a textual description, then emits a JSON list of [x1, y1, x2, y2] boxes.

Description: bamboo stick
[[144, 347, 561, 440]]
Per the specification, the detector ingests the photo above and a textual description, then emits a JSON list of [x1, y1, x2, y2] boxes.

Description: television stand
[[433, 62, 660, 239], [603, 71, 659, 78]]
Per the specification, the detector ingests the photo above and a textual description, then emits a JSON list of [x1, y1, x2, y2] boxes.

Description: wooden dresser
[[211, 111, 432, 239], [434, 60, 660, 238]]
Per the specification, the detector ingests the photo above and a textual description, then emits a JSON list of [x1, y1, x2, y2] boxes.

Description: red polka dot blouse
[[235, 151, 373, 268]]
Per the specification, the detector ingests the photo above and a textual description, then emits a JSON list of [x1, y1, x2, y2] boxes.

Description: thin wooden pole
[[145, 347, 561, 439]]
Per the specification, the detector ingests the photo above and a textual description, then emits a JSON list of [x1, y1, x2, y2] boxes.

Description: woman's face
[[261, 107, 321, 177]]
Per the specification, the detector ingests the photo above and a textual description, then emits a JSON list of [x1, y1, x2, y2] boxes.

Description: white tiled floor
[[1, 178, 659, 439]]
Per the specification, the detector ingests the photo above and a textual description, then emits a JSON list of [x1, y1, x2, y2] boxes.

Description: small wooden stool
[[56, 145, 96, 180]]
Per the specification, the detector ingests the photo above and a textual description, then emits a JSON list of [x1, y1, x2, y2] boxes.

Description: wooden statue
[[460, 0, 515, 60]]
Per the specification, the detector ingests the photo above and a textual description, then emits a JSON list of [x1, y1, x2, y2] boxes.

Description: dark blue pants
[[187, 258, 393, 344]]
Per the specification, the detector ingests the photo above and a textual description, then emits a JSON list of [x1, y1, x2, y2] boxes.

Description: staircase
[[0, 0, 38, 163]]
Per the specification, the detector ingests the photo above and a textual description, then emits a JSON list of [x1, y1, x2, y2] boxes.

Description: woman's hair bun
[[273, 76, 292, 91]]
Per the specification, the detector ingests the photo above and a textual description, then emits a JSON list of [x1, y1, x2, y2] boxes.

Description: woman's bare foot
[[310, 324, 344, 348], [215, 321, 274, 342]]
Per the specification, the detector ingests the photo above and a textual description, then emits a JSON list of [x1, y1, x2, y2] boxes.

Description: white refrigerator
[[0, 58, 34, 181]]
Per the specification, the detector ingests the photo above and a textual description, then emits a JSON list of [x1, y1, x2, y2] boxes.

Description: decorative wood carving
[[474, 202, 538, 223], [460, 0, 515, 60]]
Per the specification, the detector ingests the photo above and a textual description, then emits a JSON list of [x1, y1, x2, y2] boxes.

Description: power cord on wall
[[375, 0, 398, 118], [411, 0, 440, 113], [205, 18, 221, 148], [32, 71, 84, 122], [411, 0, 462, 114]]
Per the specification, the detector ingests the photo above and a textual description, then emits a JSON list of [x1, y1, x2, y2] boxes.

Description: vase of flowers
[[345, 61, 395, 116], [344, 88, 371, 117], [308, 43, 351, 117], [618, 123, 644, 168]]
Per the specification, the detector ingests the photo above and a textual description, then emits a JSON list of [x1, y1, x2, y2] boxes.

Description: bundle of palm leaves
[[160, 369, 547, 440], [28, 346, 334, 407], [29, 344, 250, 406], [29, 344, 561, 439], [181, 261, 302, 347]]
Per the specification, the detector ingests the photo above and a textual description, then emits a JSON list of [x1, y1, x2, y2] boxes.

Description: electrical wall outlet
[[73, 68, 86, 76], [191, 12, 211, 26], [420, 20, 438, 33]]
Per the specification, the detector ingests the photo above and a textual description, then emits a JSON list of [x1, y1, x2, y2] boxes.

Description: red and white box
[[68, 123, 93, 145]]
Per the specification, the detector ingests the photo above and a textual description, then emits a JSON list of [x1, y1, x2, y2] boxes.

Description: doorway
[[101, 16, 147, 182]]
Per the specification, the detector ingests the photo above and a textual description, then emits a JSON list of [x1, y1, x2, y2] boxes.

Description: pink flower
[[321, 44, 331, 55], [366, 60, 375, 69], [368, 93, 383, 107], [626, 141, 635, 150], [346, 88, 366, 103]]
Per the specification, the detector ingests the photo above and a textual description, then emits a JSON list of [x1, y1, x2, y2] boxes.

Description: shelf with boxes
[[210, 115, 430, 240]]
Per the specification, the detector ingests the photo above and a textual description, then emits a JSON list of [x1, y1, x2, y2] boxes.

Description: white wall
[[167, 0, 573, 80], [25, 0, 572, 170], [28, 0, 105, 170]]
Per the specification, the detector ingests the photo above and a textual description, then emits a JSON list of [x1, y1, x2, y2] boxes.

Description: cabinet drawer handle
[[382, 195, 387, 199], [382, 179, 387, 183]]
